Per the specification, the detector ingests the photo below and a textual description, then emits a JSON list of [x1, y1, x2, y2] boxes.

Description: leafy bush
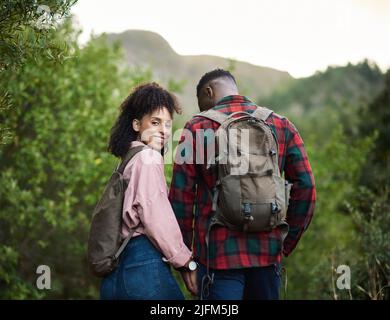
[[0, 21, 151, 298]]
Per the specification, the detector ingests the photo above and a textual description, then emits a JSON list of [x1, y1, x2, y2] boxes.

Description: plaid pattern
[[168, 95, 316, 269]]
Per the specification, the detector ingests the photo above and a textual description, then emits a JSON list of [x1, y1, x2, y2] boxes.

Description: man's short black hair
[[196, 68, 237, 97]]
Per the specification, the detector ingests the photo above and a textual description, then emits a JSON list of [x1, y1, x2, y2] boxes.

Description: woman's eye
[[152, 121, 160, 126]]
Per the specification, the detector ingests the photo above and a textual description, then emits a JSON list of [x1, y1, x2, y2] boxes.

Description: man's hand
[[181, 270, 198, 296]]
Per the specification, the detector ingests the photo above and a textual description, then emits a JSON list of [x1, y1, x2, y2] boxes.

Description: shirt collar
[[214, 95, 252, 107], [130, 140, 146, 148]]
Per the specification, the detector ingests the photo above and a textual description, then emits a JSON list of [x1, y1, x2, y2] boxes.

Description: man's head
[[196, 69, 238, 111]]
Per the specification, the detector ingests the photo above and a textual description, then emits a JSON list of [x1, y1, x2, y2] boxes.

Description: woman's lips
[[152, 136, 164, 144]]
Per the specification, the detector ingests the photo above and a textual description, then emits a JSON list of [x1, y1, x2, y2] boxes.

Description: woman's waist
[[121, 216, 145, 238], [121, 234, 163, 266]]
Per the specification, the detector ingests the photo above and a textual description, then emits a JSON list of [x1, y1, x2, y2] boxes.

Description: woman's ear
[[132, 119, 140, 132]]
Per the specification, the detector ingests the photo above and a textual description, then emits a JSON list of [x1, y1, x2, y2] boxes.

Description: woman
[[100, 82, 193, 300]]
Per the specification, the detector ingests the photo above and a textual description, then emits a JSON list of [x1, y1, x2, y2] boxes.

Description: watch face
[[189, 261, 197, 271]]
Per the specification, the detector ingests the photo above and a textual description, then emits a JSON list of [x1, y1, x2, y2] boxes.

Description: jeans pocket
[[121, 259, 161, 299]]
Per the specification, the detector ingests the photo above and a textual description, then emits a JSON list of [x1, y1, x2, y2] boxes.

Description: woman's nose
[[161, 124, 170, 136], [159, 124, 165, 135]]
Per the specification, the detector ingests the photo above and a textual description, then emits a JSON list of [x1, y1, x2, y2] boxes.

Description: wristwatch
[[188, 260, 198, 271], [178, 260, 198, 272]]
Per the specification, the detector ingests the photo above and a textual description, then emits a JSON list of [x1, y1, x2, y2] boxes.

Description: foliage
[[0, 0, 76, 71], [0, 0, 77, 149], [0, 21, 151, 298], [346, 71, 390, 300], [282, 126, 373, 299], [346, 187, 390, 300], [358, 71, 390, 191], [262, 60, 384, 116]]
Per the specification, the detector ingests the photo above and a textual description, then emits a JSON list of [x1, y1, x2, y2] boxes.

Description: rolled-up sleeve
[[132, 149, 192, 268]]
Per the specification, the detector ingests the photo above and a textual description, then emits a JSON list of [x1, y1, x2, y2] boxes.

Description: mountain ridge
[[105, 29, 292, 119]]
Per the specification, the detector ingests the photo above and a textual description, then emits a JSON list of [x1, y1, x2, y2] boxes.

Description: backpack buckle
[[243, 203, 254, 221], [269, 149, 277, 156], [271, 202, 280, 214]]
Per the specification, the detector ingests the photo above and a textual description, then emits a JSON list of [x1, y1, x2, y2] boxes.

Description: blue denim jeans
[[197, 263, 281, 300], [100, 235, 184, 300]]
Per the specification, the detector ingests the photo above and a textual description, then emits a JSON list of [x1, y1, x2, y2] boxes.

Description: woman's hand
[[180, 269, 198, 296]]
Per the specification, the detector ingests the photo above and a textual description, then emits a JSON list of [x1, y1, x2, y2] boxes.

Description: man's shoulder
[[264, 109, 299, 136], [184, 112, 217, 130]]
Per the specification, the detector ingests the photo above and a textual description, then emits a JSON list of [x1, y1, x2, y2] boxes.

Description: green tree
[[281, 69, 389, 300], [345, 70, 390, 300], [346, 187, 390, 300], [0, 0, 76, 71], [1, 0, 76, 146], [0, 21, 151, 298], [283, 126, 373, 299], [359, 71, 390, 191]]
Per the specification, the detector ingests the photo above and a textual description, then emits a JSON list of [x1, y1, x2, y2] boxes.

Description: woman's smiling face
[[132, 106, 172, 151]]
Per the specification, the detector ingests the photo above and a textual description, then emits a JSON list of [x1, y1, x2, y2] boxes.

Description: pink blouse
[[121, 141, 192, 268]]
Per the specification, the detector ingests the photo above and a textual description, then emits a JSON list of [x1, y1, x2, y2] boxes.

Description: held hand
[[181, 270, 198, 296]]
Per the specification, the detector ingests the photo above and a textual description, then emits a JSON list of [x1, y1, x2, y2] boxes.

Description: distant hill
[[261, 60, 385, 141], [261, 60, 385, 116], [105, 30, 292, 121], [103, 30, 385, 132]]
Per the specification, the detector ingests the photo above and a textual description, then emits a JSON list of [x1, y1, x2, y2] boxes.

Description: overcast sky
[[71, 0, 390, 78]]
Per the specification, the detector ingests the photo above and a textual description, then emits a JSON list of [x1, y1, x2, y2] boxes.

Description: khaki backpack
[[197, 107, 291, 235], [195, 107, 291, 290], [87, 145, 146, 277]]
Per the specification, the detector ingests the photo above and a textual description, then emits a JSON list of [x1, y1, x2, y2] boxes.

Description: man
[[169, 69, 316, 300]]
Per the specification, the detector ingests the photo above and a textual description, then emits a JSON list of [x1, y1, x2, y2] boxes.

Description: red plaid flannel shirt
[[169, 95, 316, 269]]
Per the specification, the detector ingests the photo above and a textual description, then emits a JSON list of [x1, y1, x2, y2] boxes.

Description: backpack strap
[[117, 145, 147, 174], [114, 230, 135, 259], [196, 106, 273, 123], [113, 145, 147, 260], [195, 109, 229, 124], [226, 111, 252, 119], [252, 106, 273, 121]]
